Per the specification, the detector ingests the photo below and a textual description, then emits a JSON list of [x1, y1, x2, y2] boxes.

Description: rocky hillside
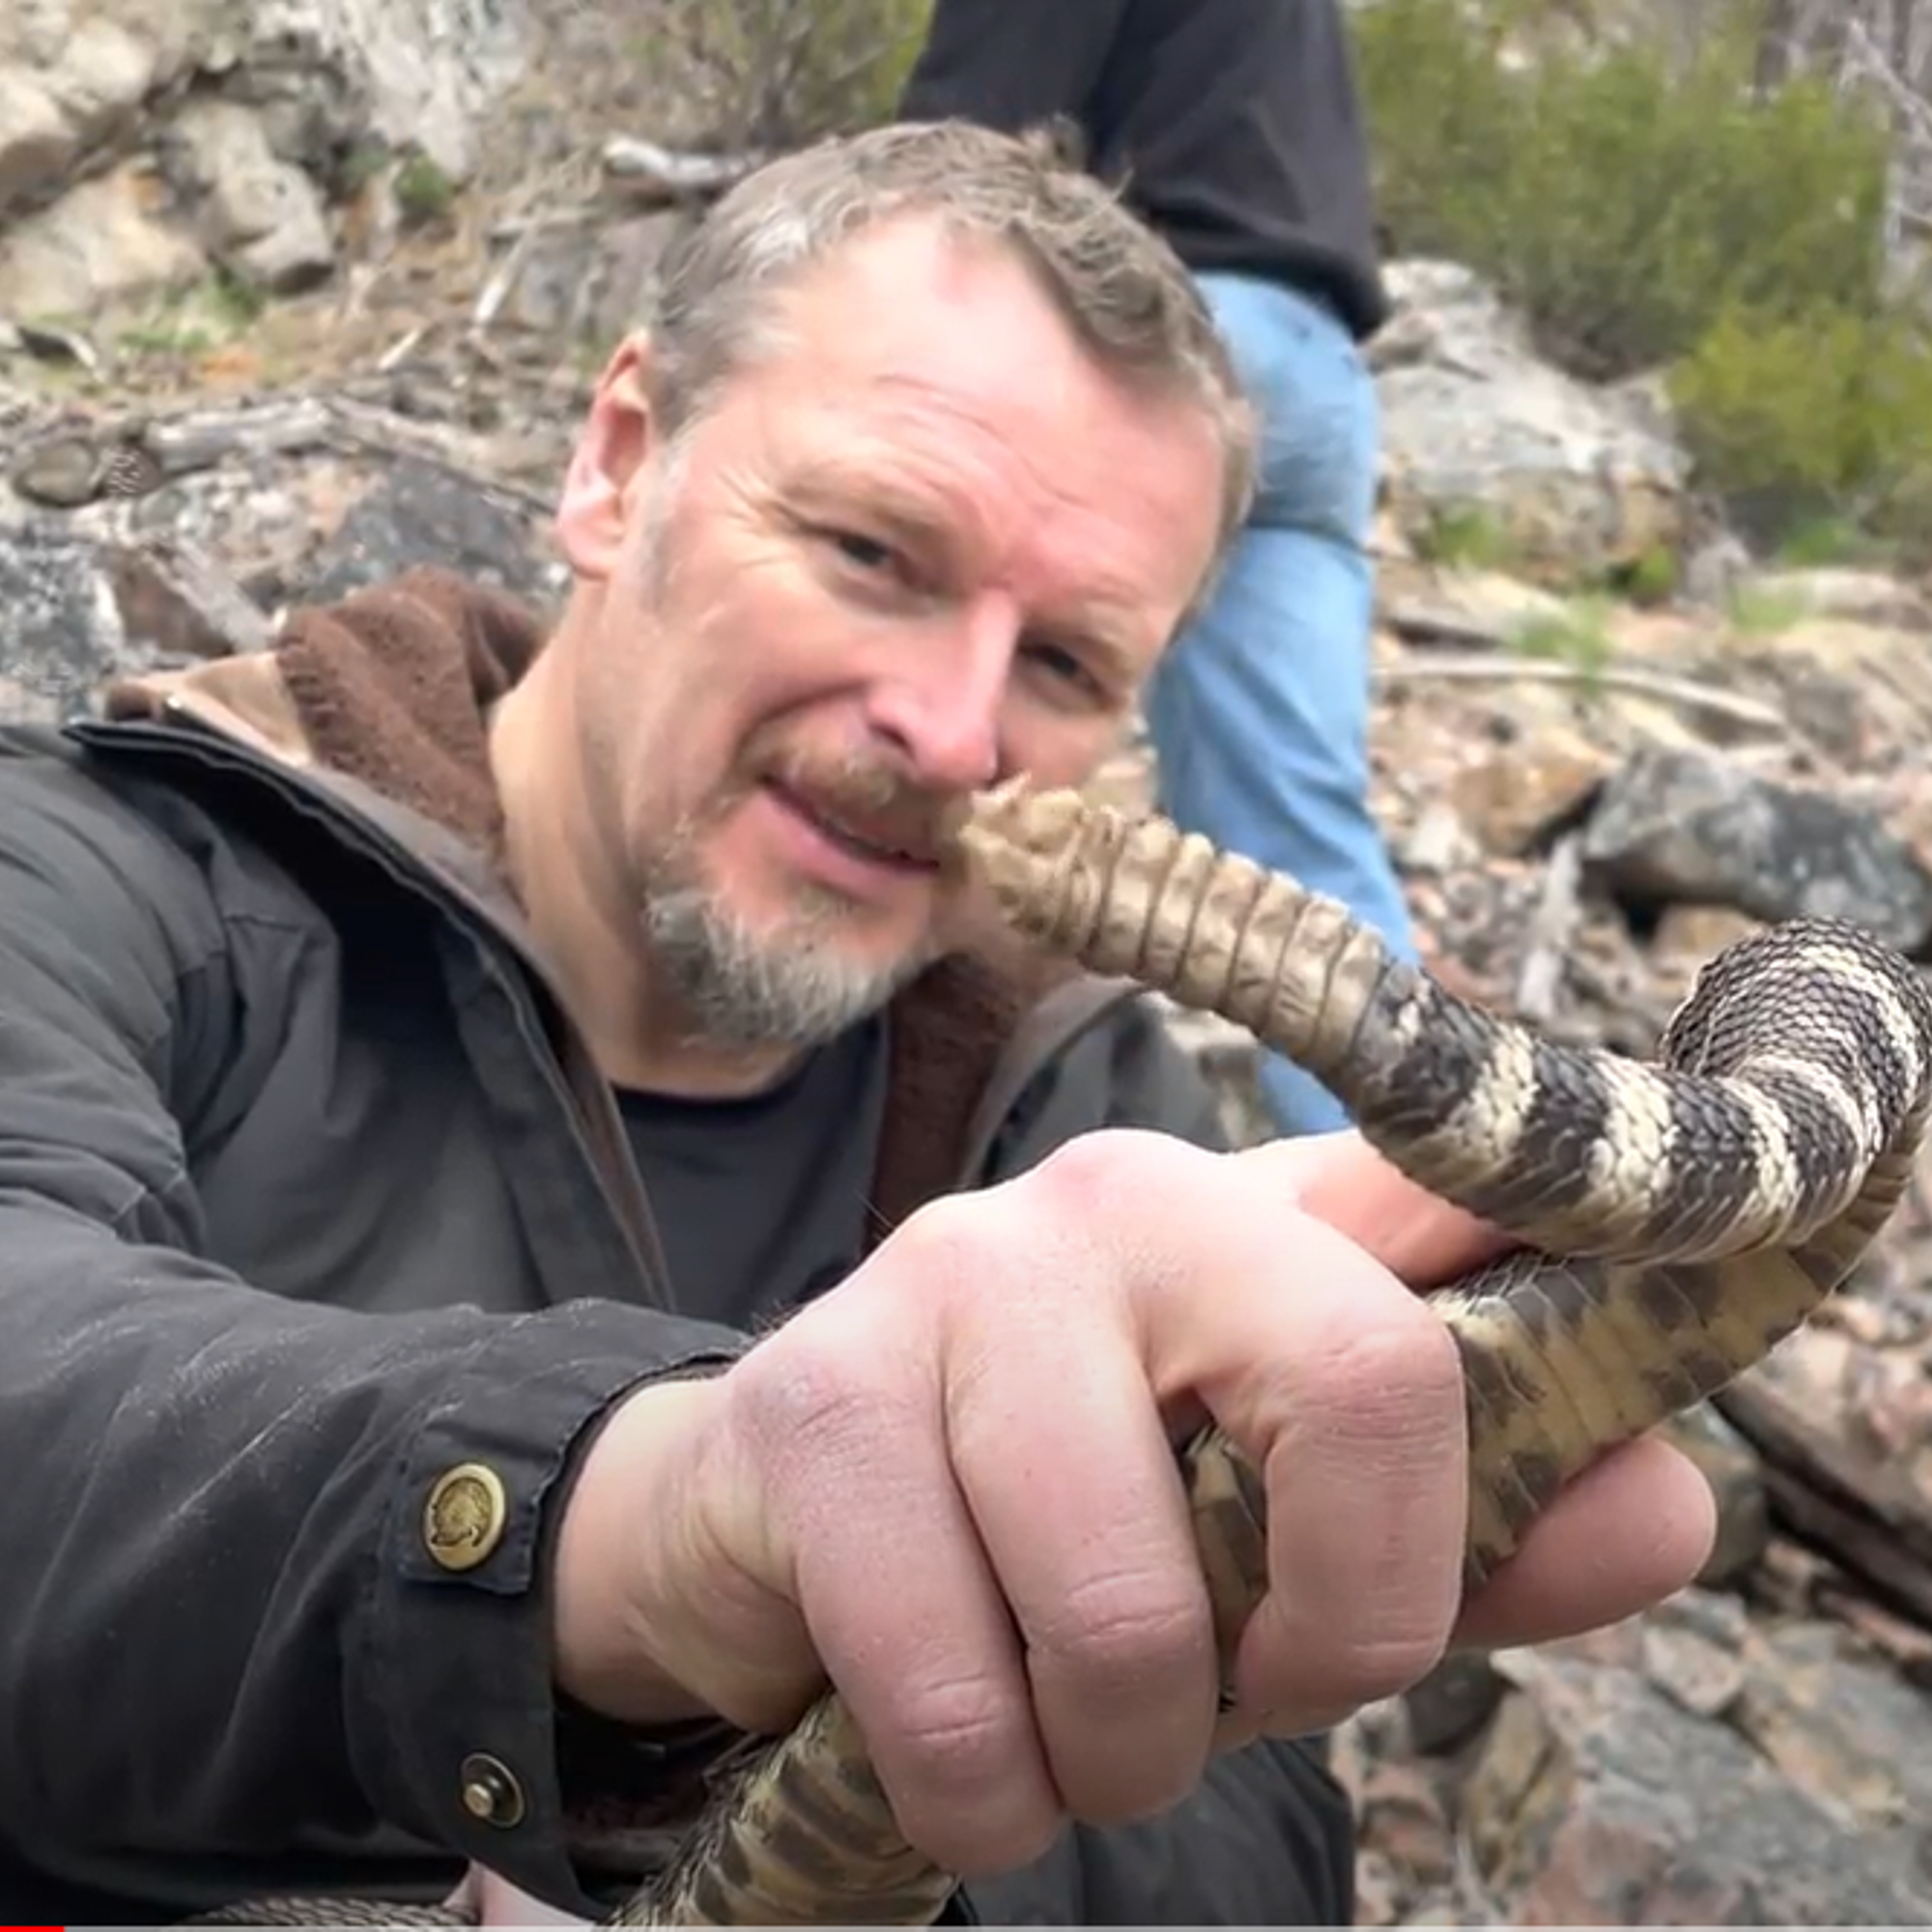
[[9, 5, 1932, 1927]]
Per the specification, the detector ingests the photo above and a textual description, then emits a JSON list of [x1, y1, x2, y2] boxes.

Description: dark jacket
[[0, 569, 1352, 1924], [897, 0, 1390, 340]]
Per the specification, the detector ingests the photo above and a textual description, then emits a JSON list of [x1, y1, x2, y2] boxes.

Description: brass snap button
[[422, 1463, 507, 1572], [459, 1750, 526, 1828]]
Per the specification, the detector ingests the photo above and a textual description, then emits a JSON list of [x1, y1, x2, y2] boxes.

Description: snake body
[[192, 780, 1932, 1930]]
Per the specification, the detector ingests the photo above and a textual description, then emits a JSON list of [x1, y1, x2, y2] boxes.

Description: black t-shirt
[[615, 1014, 891, 1331]]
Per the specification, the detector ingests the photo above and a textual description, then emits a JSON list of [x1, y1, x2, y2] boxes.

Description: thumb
[[1237, 1129, 1516, 1289]]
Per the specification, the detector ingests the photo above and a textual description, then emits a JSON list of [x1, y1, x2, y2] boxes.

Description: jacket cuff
[[349, 1299, 748, 1914]]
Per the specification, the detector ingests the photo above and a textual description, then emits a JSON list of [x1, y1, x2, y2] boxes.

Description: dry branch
[[1375, 651, 1789, 730], [1514, 832, 1586, 1024]]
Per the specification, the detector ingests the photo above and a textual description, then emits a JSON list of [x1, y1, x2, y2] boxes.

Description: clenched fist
[[552, 1128, 1715, 1878]]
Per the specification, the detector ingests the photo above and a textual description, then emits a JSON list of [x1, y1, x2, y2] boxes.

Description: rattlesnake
[[191, 778, 1932, 1929]]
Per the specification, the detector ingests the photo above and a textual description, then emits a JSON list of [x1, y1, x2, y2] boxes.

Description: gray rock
[[1465, 1642, 1932, 1923], [1581, 744, 1932, 953], [0, 524, 124, 724], [0, 0, 530, 322], [1737, 1617, 1932, 1836], [103, 534, 274, 660], [231, 0, 529, 183], [1404, 1652, 1509, 1756], [40, 15, 158, 153], [0, 66, 75, 214], [165, 98, 335, 293], [1375, 260, 1691, 584], [295, 454, 560, 610], [0, 165, 207, 318], [497, 209, 692, 348]]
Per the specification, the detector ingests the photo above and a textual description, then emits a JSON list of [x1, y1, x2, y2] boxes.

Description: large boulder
[[1373, 259, 1692, 584], [0, 0, 528, 320]]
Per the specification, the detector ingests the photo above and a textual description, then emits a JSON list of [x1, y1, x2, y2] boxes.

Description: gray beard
[[640, 876, 935, 1054]]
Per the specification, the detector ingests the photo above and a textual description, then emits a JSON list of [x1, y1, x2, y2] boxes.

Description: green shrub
[[1352, 0, 1894, 382], [1349, 0, 1924, 548], [393, 152, 457, 229], [649, 0, 934, 149], [1668, 300, 1932, 550]]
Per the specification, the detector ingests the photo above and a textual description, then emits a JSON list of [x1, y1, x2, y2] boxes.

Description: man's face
[[553, 215, 1227, 1053]]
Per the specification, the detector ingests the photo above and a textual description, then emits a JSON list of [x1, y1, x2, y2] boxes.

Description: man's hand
[[553, 1128, 1715, 1878]]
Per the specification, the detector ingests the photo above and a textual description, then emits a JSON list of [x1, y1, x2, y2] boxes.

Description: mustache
[[749, 738, 970, 870]]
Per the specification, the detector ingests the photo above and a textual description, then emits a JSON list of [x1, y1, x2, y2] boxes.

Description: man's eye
[[827, 529, 896, 573], [1028, 641, 1090, 688], [1025, 639, 1105, 700]]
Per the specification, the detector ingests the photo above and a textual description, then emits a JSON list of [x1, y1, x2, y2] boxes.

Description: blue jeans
[[1144, 271, 1420, 1139]]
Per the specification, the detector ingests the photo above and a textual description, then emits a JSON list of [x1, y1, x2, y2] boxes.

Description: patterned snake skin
[[190, 780, 1932, 1929]]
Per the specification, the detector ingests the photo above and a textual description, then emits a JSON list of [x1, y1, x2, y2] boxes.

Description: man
[[898, 0, 1425, 1140], [0, 122, 1711, 1924]]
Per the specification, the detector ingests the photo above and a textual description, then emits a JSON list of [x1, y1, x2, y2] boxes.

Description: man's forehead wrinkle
[[781, 435, 1000, 555], [782, 381, 1132, 554]]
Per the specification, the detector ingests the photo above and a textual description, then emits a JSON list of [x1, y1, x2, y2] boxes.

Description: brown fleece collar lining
[[274, 565, 546, 861]]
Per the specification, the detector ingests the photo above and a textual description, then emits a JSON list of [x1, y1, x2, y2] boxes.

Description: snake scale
[[193, 777, 1932, 1930]]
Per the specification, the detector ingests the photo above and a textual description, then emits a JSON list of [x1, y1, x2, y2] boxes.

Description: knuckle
[[726, 1323, 885, 1466], [1028, 1128, 1132, 1204], [1026, 1125, 1208, 1214], [1303, 1291, 1464, 1444], [1038, 1570, 1210, 1700], [878, 1671, 1058, 1872], [1323, 1627, 1453, 1710], [886, 1186, 1014, 1303], [890, 1664, 1026, 1776], [1031, 1576, 1214, 1826]]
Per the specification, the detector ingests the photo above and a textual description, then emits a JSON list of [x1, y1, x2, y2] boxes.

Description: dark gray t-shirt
[[616, 1014, 891, 1331]]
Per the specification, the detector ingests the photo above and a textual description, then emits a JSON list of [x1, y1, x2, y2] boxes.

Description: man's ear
[[554, 330, 659, 581]]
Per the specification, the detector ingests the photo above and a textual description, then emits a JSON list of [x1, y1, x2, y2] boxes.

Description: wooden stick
[[1375, 651, 1789, 730], [1515, 832, 1585, 1024]]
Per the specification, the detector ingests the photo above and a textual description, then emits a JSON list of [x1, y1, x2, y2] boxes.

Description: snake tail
[[183, 1898, 458, 1924], [956, 778, 1932, 1267]]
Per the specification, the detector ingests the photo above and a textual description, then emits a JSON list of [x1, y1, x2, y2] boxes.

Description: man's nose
[[864, 603, 1014, 792]]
